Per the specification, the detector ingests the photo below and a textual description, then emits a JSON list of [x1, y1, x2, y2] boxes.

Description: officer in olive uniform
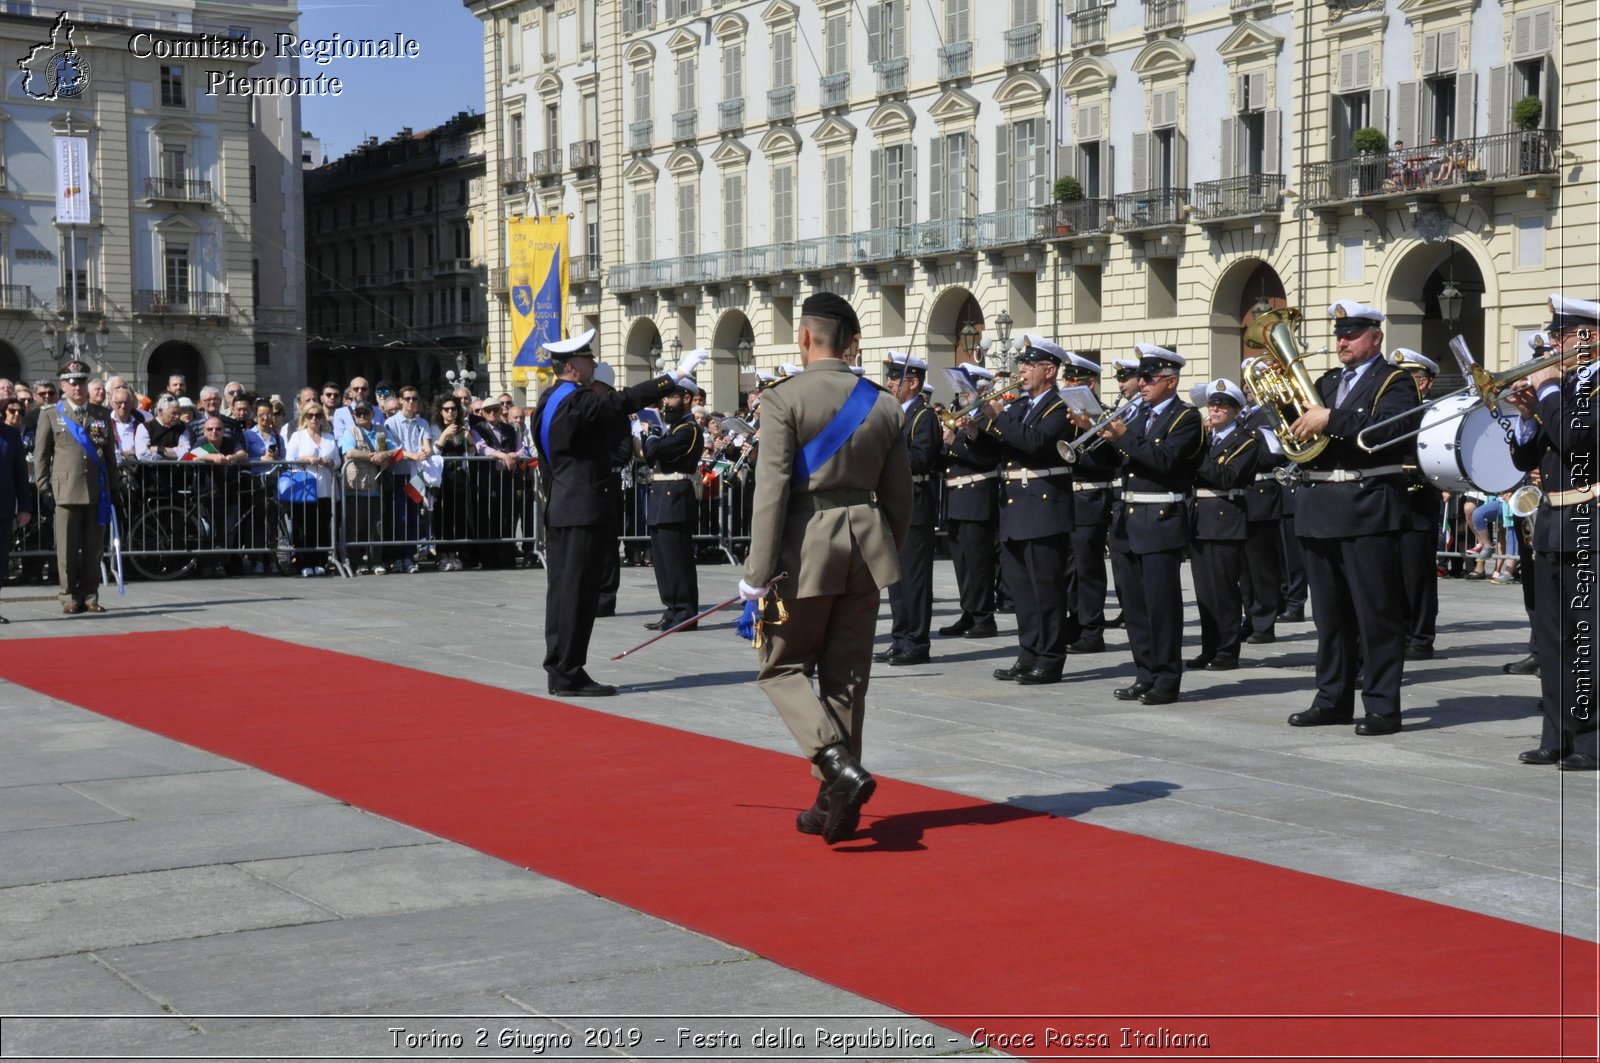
[[532, 330, 706, 696], [940, 363, 1001, 638], [1058, 352, 1116, 654], [640, 366, 705, 631], [1237, 366, 1286, 643], [1507, 293, 1598, 770], [874, 351, 940, 665], [1187, 379, 1260, 671], [1285, 300, 1420, 735], [33, 360, 120, 614], [1391, 349, 1444, 661], [739, 292, 911, 844], [982, 336, 1076, 685], [1084, 345, 1204, 705]]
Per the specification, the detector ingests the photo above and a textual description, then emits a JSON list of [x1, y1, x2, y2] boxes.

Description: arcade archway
[[146, 341, 206, 396], [1208, 258, 1287, 381], [1381, 240, 1487, 384], [922, 287, 983, 402], [710, 310, 755, 414], [622, 318, 662, 387]]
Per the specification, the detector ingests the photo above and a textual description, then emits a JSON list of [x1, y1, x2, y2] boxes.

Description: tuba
[[1241, 307, 1331, 464]]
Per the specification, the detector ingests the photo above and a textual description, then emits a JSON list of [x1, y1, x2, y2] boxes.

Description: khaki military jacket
[[34, 401, 118, 505], [743, 359, 912, 598]]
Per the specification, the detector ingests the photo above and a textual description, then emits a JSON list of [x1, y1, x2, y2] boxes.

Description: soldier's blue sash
[[538, 382, 577, 462], [794, 376, 878, 478], [56, 402, 112, 526]]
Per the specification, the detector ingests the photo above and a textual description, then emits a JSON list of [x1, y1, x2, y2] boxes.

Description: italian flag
[[181, 442, 218, 461], [405, 469, 432, 510]]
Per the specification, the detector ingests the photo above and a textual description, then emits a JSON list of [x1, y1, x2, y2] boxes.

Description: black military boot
[[812, 743, 875, 844], [796, 781, 828, 835]]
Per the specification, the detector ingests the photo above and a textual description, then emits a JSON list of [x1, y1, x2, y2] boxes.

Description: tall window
[[772, 163, 795, 243], [508, 113, 525, 165], [584, 199, 599, 259], [825, 154, 849, 234], [868, 1, 906, 62], [996, 118, 1042, 209], [1011, 0, 1039, 26], [634, 188, 654, 259], [722, 43, 743, 102], [930, 132, 971, 221], [722, 172, 744, 251], [824, 13, 848, 75], [676, 55, 696, 113], [633, 68, 652, 123], [1427, 77, 1457, 142], [772, 29, 794, 87], [160, 64, 185, 106], [507, 16, 522, 71], [944, 0, 970, 43], [873, 143, 913, 229], [164, 244, 190, 301], [160, 145, 186, 186], [677, 182, 697, 256], [544, 102, 560, 154]]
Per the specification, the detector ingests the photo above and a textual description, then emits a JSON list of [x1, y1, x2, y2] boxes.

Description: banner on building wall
[[507, 216, 569, 387], [54, 137, 91, 225]]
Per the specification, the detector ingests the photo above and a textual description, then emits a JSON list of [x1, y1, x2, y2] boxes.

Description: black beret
[[800, 292, 862, 340]]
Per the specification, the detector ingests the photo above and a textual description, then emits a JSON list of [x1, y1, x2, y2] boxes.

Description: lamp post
[[1437, 281, 1463, 331], [958, 321, 978, 361], [736, 337, 754, 369], [444, 351, 478, 394], [994, 309, 1013, 347]]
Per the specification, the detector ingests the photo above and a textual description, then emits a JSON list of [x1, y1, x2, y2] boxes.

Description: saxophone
[[1241, 307, 1331, 464]]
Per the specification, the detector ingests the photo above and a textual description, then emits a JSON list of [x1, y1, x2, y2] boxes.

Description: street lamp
[[1437, 280, 1464, 330], [42, 318, 111, 372], [736, 337, 754, 369], [958, 321, 978, 360], [994, 309, 1013, 346], [445, 351, 478, 392]]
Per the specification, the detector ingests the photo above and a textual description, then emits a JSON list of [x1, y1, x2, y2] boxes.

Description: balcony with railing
[[499, 160, 527, 187], [144, 177, 214, 203], [819, 73, 850, 110], [718, 99, 745, 134], [850, 226, 910, 265], [697, 249, 749, 284], [568, 253, 602, 284], [1044, 198, 1117, 238], [768, 85, 795, 123], [488, 267, 509, 293], [672, 109, 698, 142], [628, 120, 654, 152], [1192, 173, 1286, 221], [569, 139, 601, 170], [910, 216, 978, 255], [385, 268, 416, 286], [794, 234, 853, 271], [1146, 0, 1185, 34], [742, 241, 805, 276], [431, 258, 477, 277], [1113, 187, 1191, 230], [1005, 23, 1042, 65], [1071, 8, 1108, 50], [875, 57, 908, 97], [1230, 0, 1271, 12], [135, 290, 226, 317], [530, 147, 562, 178], [0, 284, 33, 313], [55, 286, 104, 314], [976, 206, 1055, 250], [1301, 130, 1563, 210], [938, 41, 973, 81]]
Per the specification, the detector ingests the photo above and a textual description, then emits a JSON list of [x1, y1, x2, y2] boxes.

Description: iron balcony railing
[[499, 160, 527, 185], [628, 120, 654, 152], [488, 267, 509, 293], [530, 148, 562, 177], [1114, 187, 1191, 229], [1005, 23, 1042, 65], [145, 177, 214, 203], [851, 226, 910, 264], [569, 139, 600, 169], [55, 286, 104, 313], [819, 73, 850, 109], [672, 109, 697, 142], [568, 254, 602, 283], [135, 290, 226, 316], [1230, 0, 1269, 10], [875, 57, 908, 96], [0, 284, 33, 311], [718, 99, 745, 133], [697, 249, 750, 282], [938, 41, 973, 81], [431, 258, 476, 277], [1047, 198, 1117, 236], [976, 206, 1055, 249], [795, 234, 853, 269], [1192, 174, 1286, 220], [1071, 8, 1107, 49], [1146, 0, 1185, 33], [1301, 129, 1562, 207], [768, 85, 795, 122], [742, 241, 805, 275], [910, 216, 978, 254]]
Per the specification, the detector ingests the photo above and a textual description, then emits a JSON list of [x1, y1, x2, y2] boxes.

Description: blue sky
[[298, 3, 485, 163]]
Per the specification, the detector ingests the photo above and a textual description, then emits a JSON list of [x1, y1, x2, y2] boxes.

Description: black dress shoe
[[1404, 645, 1434, 661], [965, 621, 1000, 638], [1558, 753, 1600, 771], [871, 649, 893, 663], [1139, 689, 1179, 705], [1105, 612, 1124, 628], [1503, 654, 1540, 675], [1288, 705, 1355, 727], [1277, 608, 1306, 623], [1355, 714, 1401, 736], [1185, 654, 1213, 669], [548, 680, 617, 697], [1067, 638, 1106, 654], [1207, 658, 1239, 671], [643, 619, 669, 631], [886, 649, 929, 666], [1015, 668, 1062, 685], [813, 744, 875, 843], [82, 603, 107, 613], [1245, 631, 1276, 644], [938, 617, 973, 637], [1113, 682, 1153, 701], [993, 663, 1024, 681], [1518, 747, 1563, 765]]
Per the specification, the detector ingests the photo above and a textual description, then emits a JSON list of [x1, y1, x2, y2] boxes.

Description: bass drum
[[1414, 393, 1522, 495]]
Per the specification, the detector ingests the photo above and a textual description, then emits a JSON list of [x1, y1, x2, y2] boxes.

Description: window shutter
[[995, 122, 1012, 211], [1174, 131, 1187, 189], [1453, 72, 1476, 140], [1246, 71, 1266, 112], [724, 174, 743, 250], [1219, 117, 1236, 180], [1369, 88, 1388, 139], [1329, 99, 1348, 160], [1421, 32, 1438, 78], [902, 143, 917, 225], [1437, 28, 1458, 75], [929, 136, 943, 221], [1531, 8, 1554, 54], [1395, 81, 1419, 148], [968, 133, 981, 218], [1487, 64, 1509, 135], [1355, 48, 1372, 90], [1131, 131, 1148, 193], [1034, 145, 1050, 209], [1154, 89, 1177, 128], [870, 148, 883, 229], [1263, 109, 1281, 174], [1338, 52, 1356, 94], [867, 4, 883, 64], [1061, 142, 1079, 182], [1103, 142, 1114, 198], [1542, 56, 1559, 129]]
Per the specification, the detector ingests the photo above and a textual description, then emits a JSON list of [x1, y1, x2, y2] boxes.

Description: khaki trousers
[[54, 503, 104, 607]]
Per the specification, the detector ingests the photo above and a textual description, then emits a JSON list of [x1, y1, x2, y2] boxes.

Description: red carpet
[[3, 629, 1595, 1061]]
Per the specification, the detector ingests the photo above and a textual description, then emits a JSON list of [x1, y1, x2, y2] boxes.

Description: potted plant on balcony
[[1350, 126, 1388, 195], [1514, 96, 1545, 175], [1053, 176, 1082, 236]]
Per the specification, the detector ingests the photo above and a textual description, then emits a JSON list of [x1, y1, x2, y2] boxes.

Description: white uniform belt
[[652, 472, 694, 481], [945, 471, 999, 487], [1125, 491, 1189, 504], [910, 474, 931, 484], [1001, 466, 1073, 483], [1300, 465, 1406, 483], [1073, 480, 1113, 492], [1550, 484, 1600, 507], [1195, 488, 1245, 499]]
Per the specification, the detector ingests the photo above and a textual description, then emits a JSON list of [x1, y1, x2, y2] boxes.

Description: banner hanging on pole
[[54, 136, 90, 225], [507, 216, 569, 387]]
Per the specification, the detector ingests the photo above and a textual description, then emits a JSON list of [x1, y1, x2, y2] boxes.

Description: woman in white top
[[284, 403, 339, 576]]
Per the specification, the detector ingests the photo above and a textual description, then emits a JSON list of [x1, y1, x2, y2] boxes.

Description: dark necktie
[[1334, 367, 1358, 407]]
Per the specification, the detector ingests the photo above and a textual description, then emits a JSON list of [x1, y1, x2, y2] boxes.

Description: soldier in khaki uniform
[[33, 360, 120, 614], [739, 293, 912, 844]]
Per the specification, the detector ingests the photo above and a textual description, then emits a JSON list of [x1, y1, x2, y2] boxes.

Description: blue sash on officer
[[57, 402, 113, 526], [794, 376, 878, 478], [538, 382, 577, 461]]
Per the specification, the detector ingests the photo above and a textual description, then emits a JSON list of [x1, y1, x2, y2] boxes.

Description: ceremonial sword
[[610, 571, 786, 660]]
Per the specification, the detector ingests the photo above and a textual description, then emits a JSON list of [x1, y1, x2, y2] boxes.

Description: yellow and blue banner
[[507, 216, 569, 387]]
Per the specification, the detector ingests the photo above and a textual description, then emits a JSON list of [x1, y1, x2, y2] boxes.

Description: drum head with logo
[[1415, 393, 1521, 495]]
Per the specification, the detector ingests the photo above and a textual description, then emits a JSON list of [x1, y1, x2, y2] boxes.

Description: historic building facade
[[467, 0, 1594, 411]]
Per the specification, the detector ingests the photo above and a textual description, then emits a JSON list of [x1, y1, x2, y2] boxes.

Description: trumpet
[[1056, 397, 1143, 463], [939, 383, 1024, 430]]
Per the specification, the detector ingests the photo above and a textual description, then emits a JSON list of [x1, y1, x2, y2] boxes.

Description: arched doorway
[[710, 310, 754, 414], [0, 340, 22, 385], [1208, 258, 1288, 381], [922, 288, 983, 402], [622, 318, 662, 387], [1381, 239, 1487, 387], [147, 341, 206, 396]]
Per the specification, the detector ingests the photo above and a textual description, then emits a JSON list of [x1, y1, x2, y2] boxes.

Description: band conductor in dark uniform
[[639, 363, 705, 631]]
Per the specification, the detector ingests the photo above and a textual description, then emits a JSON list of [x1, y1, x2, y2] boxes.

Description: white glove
[[674, 373, 698, 390], [737, 579, 768, 602], [674, 348, 710, 379]]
